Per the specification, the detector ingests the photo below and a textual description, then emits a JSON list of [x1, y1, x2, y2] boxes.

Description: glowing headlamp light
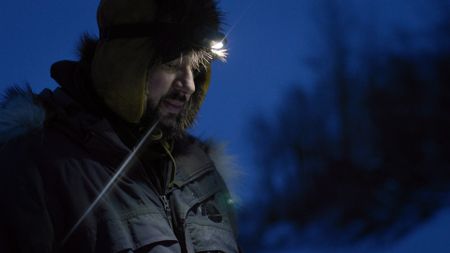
[[211, 41, 224, 49], [210, 39, 228, 59], [206, 31, 228, 60]]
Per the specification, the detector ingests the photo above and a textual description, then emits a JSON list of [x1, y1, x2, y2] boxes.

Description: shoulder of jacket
[[200, 139, 243, 205], [0, 86, 46, 144]]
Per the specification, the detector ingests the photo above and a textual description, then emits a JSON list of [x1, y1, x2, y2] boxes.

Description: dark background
[[1, 0, 449, 252]]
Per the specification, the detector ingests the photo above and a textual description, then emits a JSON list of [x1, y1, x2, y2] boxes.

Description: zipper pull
[[160, 194, 171, 213], [160, 194, 173, 228]]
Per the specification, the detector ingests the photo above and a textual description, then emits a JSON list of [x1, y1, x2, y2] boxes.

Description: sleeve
[[0, 137, 55, 253]]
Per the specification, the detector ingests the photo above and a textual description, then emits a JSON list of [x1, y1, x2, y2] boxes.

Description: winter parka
[[0, 61, 239, 253]]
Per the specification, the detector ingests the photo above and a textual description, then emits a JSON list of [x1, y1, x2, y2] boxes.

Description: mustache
[[163, 92, 189, 103]]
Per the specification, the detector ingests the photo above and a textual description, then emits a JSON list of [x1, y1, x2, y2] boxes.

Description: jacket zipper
[[162, 155, 188, 253], [159, 194, 173, 228]]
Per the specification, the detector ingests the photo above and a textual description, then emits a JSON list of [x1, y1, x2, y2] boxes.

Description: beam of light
[[223, 0, 258, 40], [61, 119, 160, 246]]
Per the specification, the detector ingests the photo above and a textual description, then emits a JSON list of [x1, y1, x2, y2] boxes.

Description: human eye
[[159, 59, 182, 71], [160, 62, 178, 71]]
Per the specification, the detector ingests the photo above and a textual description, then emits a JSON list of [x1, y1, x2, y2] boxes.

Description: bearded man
[[0, 0, 239, 252]]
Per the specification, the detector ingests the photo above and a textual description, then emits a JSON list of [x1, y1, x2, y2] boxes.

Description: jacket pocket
[[185, 214, 239, 253], [97, 211, 180, 253]]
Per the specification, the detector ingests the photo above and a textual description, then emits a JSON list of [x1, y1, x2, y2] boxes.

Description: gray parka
[[0, 61, 239, 253]]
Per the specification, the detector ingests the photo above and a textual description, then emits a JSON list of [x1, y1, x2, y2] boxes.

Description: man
[[0, 0, 239, 252]]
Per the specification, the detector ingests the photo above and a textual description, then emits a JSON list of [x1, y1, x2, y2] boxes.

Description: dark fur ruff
[[0, 87, 45, 144]]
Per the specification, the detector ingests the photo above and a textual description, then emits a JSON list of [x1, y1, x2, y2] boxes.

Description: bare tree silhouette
[[241, 1, 450, 249]]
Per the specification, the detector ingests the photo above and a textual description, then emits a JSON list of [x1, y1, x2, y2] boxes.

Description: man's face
[[146, 55, 197, 131]]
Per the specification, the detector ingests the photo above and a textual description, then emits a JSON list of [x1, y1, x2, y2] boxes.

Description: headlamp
[[211, 41, 224, 49], [207, 32, 228, 60], [210, 40, 227, 59]]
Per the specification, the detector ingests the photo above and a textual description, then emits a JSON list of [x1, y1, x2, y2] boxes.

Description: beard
[[141, 92, 189, 139]]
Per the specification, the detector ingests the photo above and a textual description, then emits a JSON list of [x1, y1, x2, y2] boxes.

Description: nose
[[174, 66, 196, 96]]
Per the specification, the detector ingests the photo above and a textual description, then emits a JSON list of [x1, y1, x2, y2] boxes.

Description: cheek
[[147, 73, 173, 102]]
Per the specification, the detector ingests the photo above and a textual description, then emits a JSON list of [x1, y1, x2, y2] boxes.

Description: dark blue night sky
[[1, 0, 449, 252]]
